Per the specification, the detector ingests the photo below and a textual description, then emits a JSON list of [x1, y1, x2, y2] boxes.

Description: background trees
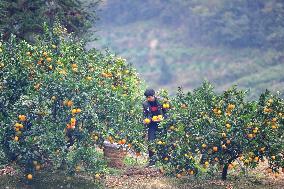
[[0, 0, 99, 42]]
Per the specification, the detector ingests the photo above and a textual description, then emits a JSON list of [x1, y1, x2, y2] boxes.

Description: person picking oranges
[[142, 88, 165, 166]]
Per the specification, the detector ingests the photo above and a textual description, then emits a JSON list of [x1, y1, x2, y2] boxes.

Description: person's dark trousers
[[148, 122, 159, 165]]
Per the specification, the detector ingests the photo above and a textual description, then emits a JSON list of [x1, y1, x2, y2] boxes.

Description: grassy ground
[[1, 155, 283, 189]]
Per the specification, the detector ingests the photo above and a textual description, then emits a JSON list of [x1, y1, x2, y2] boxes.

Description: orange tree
[[154, 82, 284, 180], [0, 24, 145, 180]]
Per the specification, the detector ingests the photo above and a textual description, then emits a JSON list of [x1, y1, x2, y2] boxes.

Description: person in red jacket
[[143, 88, 164, 166]]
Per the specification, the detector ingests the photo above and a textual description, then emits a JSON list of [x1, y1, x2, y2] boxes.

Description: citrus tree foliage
[[154, 82, 284, 179], [0, 24, 145, 179]]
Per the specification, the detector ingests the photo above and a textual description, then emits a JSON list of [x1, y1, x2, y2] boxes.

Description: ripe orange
[[213, 146, 218, 152], [271, 125, 277, 129], [169, 125, 175, 130], [152, 116, 158, 121], [71, 64, 78, 68], [226, 124, 231, 129], [43, 52, 48, 56], [95, 173, 100, 179], [67, 100, 73, 107], [14, 136, 19, 142], [157, 141, 163, 145], [144, 118, 151, 124], [188, 170, 194, 175], [247, 134, 253, 139], [86, 76, 92, 81], [271, 156, 276, 160], [176, 173, 182, 178], [93, 135, 99, 141], [35, 165, 41, 171], [121, 139, 126, 144], [18, 115, 26, 121], [226, 140, 231, 145], [163, 104, 170, 109], [27, 174, 33, 180], [228, 164, 234, 169], [228, 104, 235, 110], [71, 109, 77, 114], [46, 57, 52, 62]]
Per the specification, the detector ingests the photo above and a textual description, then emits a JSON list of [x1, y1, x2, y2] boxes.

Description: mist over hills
[[88, 0, 284, 98]]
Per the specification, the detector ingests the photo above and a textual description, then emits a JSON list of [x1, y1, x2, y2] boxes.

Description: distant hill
[[88, 0, 284, 99]]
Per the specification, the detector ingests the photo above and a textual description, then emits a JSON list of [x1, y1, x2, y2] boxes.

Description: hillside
[[88, 0, 284, 98]]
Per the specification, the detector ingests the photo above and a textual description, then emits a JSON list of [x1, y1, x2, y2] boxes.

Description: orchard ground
[[0, 152, 283, 189]]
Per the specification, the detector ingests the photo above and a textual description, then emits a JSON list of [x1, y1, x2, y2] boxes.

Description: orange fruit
[[228, 164, 234, 169], [144, 118, 151, 124], [247, 134, 253, 139], [46, 57, 52, 62], [18, 115, 26, 121], [95, 173, 100, 179], [163, 104, 170, 109], [136, 152, 141, 156], [27, 174, 33, 180], [35, 165, 41, 171], [271, 125, 277, 129], [71, 109, 77, 114], [226, 140, 231, 145], [86, 76, 92, 81], [228, 104, 235, 110], [67, 100, 73, 107], [14, 136, 19, 142], [226, 124, 231, 129], [213, 146, 218, 152], [271, 156, 276, 160], [121, 139, 126, 144], [176, 173, 182, 178]]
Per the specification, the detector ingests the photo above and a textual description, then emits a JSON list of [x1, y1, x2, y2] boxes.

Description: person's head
[[144, 88, 155, 102]]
